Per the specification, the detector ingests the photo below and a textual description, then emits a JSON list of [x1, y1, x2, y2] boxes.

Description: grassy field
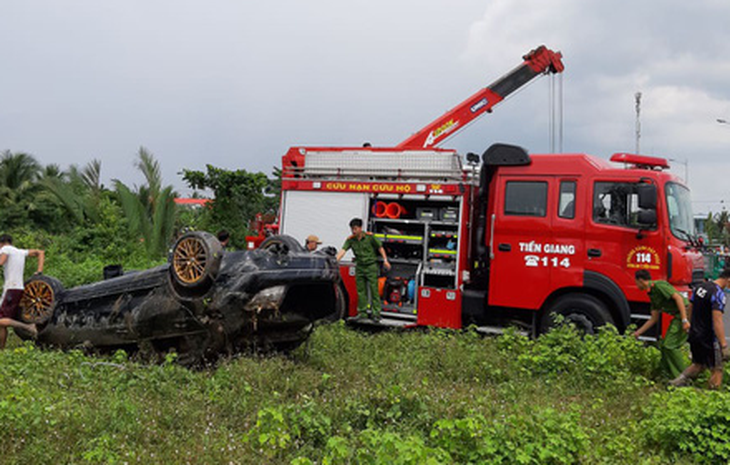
[[0, 322, 728, 464]]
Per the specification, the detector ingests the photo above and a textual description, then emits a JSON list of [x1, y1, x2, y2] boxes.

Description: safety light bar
[[610, 153, 669, 170]]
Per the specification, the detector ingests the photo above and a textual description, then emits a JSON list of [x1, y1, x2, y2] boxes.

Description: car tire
[[322, 282, 348, 323], [259, 235, 304, 255], [170, 231, 223, 290], [19, 275, 64, 325], [540, 293, 614, 335]]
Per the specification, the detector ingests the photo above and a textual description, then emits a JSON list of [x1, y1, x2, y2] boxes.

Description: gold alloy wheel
[[173, 236, 209, 285], [20, 280, 55, 323]]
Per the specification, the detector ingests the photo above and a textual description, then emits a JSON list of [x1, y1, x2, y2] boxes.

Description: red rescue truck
[[276, 46, 704, 337]]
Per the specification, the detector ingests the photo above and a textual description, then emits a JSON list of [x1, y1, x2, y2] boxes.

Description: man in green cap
[[632, 269, 691, 379], [336, 218, 391, 320]]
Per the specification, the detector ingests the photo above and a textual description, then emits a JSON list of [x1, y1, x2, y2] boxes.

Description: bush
[[642, 389, 730, 464], [430, 407, 589, 464], [499, 322, 660, 384], [243, 402, 333, 460]]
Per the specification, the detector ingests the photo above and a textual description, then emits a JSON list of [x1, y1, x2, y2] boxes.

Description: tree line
[[0, 147, 279, 259], [703, 211, 730, 247]]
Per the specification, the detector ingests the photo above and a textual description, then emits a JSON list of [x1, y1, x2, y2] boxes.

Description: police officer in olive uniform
[[336, 218, 391, 320]]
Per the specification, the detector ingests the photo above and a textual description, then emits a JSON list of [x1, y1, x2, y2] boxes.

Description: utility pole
[[635, 92, 642, 154]]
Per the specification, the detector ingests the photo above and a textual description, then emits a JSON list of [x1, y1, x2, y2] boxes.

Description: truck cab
[[473, 146, 703, 335]]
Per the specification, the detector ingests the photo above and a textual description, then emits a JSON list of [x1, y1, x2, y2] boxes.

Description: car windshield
[[665, 182, 694, 241]]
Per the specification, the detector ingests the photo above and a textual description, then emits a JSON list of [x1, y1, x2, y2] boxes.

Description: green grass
[[0, 323, 725, 464]]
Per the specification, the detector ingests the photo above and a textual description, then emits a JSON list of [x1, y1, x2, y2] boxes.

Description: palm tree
[[0, 150, 41, 189], [113, 147, 177, 258], [41, 164, 65, 180], [0, 151, 43, 228], [43, 159, 104, 224]]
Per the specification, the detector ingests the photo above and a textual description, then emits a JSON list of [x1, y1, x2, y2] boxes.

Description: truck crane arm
[[396, 45, 564, 149]]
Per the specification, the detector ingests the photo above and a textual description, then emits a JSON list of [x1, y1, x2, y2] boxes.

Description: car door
[[488, 176, 553, 309], [584, 179, 665, 304]]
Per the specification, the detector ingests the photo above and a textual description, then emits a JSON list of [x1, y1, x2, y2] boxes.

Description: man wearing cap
[[336, 218, 391, 320], [305, 235, 322, 252]]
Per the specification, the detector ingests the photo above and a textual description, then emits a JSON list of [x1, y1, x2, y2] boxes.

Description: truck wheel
[[19, 275, 64, 325], [259, 235, 304, 255], [540, 294, 613, 335], [171, 231, 223, 289]]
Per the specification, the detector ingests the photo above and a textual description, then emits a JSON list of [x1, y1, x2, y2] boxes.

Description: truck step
[[630, 313, 657, 342], [380, 312, 417, 322], [474, 326, 530, 337], [346, 317, 416, 328]]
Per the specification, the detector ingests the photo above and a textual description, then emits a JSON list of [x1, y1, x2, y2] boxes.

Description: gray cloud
[[1, 0, 730, 212]]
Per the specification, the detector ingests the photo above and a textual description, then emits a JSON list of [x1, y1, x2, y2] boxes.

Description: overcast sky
[[2, 0, 730, 214]]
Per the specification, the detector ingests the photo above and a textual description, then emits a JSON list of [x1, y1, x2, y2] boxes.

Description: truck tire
[[19, 275, 64, 325], [540, 293, 614, 335], [170, 231, 223, 290], [259, 235, 304, 255]]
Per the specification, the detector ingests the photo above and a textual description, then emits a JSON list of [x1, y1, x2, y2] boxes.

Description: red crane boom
[[396, 45, 565, 149]]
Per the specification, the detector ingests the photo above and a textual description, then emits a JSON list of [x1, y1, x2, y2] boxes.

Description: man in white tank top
[[0, 234, 44, 348]]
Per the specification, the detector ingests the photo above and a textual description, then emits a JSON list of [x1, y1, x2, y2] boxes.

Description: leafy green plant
[[0, 306, 679, 463], [642, 389, 730, 463], [508, 322, 659, 384], [430, 407, 589, 464], [243, 402, 333, 460]]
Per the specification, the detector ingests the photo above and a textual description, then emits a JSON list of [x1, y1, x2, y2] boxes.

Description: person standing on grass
[[632, 269, 691, 379], [670, 269, 730, 389], [336, 218, 390, 321], [0, 234, 43, 347]]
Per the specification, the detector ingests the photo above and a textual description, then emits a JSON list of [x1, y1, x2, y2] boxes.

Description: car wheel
[[322, 282, 348, 322], [19, 275, 64, 325], [259, 235, 304, 255], [170, 231, 223, 289], [540, 293, 613, 335]]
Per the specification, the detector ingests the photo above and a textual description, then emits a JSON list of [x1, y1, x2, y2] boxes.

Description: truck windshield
[[665, 182, 694, 240]]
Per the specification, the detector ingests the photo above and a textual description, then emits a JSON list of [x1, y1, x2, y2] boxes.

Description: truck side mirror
[[637, 209, 657, 226], [637, 183, 657, 210]]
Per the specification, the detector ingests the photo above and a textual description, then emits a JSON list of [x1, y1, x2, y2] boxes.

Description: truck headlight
[[245, 285, 287, 311]]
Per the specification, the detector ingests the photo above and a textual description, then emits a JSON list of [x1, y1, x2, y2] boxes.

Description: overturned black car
[[17, 232, 342, 365]]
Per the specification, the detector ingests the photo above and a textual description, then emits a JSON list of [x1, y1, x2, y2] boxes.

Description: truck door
[[488, 176, 554, 309], [584, 180, 665, 304]]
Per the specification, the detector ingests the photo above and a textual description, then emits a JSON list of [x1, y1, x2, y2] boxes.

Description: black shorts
[[690, 340, 723, 370], [0, 290, 24, 320]]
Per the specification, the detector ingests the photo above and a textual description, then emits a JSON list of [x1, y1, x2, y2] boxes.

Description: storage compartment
[[423, 273, 456, 289], [416, 207, 439, 221], [368, 196, 461, 298], [380, 263, 419, 317], [417, 287, 462, 328], [439, 207, 458, 222]]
